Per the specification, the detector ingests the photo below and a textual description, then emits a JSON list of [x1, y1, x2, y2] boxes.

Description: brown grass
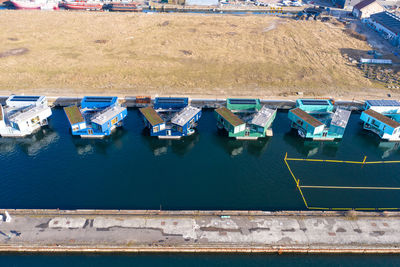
[[0, 11, 386, 98]]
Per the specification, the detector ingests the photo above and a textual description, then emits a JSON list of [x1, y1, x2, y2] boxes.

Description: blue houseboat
[[63, 96, 127, 138], [288, 99, 351, 140], [360, 100, 400, 141], [139, 97, 201, 139]]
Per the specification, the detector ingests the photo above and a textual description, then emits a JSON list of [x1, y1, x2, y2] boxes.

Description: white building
[[352, 0, 384, 19], [0, 96, 52, 137]]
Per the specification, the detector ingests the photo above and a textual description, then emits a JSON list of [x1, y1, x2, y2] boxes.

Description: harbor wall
[[1, 209, 400, 254]]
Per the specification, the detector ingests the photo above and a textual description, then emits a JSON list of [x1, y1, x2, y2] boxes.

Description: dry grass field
[[0, 11, 391, 98]]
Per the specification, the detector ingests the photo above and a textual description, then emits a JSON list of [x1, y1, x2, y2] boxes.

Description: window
[[88, 129, 93, 135], [111, 117, 118, 125], [153, 126, 159, 133]]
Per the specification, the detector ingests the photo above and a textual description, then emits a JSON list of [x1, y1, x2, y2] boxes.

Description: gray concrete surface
[[0, 209, 399, 253]]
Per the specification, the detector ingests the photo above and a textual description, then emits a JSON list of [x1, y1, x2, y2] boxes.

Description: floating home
[[64, 96, 127, 138], [360, 100, 400, 141], [139, 97, 201, 139], [215, 98, 277, 140], [288, 99, 351, 140], [0, 95, 52, 137]]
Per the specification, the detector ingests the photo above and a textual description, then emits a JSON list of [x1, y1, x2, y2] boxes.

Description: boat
[[10, 0, 59, 9], [139, 97, 202, 139], [288, 99, 351, 141], [214, 99, 277, 140], [0, 95, 52, 137], [103, 2, 142, 11], [63, 96, 127, 138], [62, 0, 103, 10]]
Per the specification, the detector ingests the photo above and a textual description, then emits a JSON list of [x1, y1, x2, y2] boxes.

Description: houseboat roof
[[226, 98, 261, 111], [139, 107, 164, 126], [215, 107, 245, 127], [6, 95, 46, 107], [171, 106, 201, 127], [154, 97, 188, 110], [8, 105, 49, 122], [81, 96, 118, 109], [331, 108, 351, 128], [298, 99, 332, 106], [364, 109, 400, 129], [290, 108, 324, 128], [250, 106, 276, 128], [91, 105, 126, 126], [366, 100, 400, 107], [64, 106, 85, 125]]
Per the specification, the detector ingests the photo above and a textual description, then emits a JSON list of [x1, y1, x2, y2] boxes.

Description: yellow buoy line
[[284, 153, 400, 211]]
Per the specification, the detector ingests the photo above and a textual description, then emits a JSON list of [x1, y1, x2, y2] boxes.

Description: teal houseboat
[[215, 98, 277, 140], [360, 100, 400, 141], [288, 99, 351, 140]]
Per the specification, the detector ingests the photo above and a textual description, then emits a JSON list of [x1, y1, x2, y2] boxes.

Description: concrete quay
[[1, 209, 400, 253]]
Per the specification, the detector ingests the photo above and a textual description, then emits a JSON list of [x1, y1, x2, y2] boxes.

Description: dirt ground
[[0, 11, 397, 100]]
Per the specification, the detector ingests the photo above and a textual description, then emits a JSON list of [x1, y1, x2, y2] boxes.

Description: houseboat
[[63, 96, 127, 138], [0, 95, 52, 137], [360, 100, 400, 141], [288, 99, 351, 140], [10, 0, 59, 9], [61, 0, 103, 10], [139, 97, 201, 139], [103, 2, 142, 11], [215, 98, 276, 140]]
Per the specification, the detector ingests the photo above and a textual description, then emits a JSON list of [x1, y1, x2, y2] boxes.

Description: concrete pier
[[1, 209, 400, 253]]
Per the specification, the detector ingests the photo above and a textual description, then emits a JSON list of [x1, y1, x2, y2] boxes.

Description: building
[[64, 96, 127, 138], [0, 95, 52, 137], [360, 100, 400, 141], [288, 99, 351, 140], [367, 11, 400, 46], [185, 0, 219, 6], [352, 0, 384, 19], [215, 99, 277, 140], [139, 97, 201, 139], [332, 0, 363, 9]]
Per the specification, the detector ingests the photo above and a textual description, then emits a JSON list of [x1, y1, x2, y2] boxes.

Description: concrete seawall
[[1, 209, 400, 253]]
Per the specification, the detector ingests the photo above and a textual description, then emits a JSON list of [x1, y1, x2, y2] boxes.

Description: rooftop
[[353, 0, 377, 10], [6, 95, 46, 108], [366, 100, 400, 107], [298, 99, 332, 106], [64, 106, 85, 125], [364, 109, 400, 129], [250, 106, 276, 128], [171, 106, 201, 127], [290, 108, 324, 128], [331, 108, 351, 128], [91, 105, 126, 126], [8, 105, 50, 122], [215, 107, 245, 127], [139, 107, 164, 126], [370, 11, 400, 36]]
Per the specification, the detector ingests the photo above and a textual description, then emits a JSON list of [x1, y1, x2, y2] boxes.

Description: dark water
[[2, 253, 400, 266], [0, 108, 400, 210]]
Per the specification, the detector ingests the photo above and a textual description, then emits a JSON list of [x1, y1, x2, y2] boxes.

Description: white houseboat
[[0, 96, 52, 137]]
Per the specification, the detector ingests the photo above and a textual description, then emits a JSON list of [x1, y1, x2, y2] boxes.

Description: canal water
[[1, 108, 399, 210], [2, 253, 400, 266]]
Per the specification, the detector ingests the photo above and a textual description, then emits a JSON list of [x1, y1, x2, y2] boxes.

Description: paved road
[[0, 210, 399, 253]]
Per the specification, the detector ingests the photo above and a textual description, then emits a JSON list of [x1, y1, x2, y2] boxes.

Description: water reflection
[[72, 128, 126, 156], [283, 130, 339, 157], [0, 127, 59, 156], [356, 130, 400, 159], [214, 129, 271, 157], [141, 129, 200, 156]]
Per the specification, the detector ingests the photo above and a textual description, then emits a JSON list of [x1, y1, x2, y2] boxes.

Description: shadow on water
[[283, 129, 339, 158], [212, 128, 271, 157], [0, 127, 59, 156], [71, 127, 127, 156], [140, 128, 200, 157], [355, 128, 400, 159]]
